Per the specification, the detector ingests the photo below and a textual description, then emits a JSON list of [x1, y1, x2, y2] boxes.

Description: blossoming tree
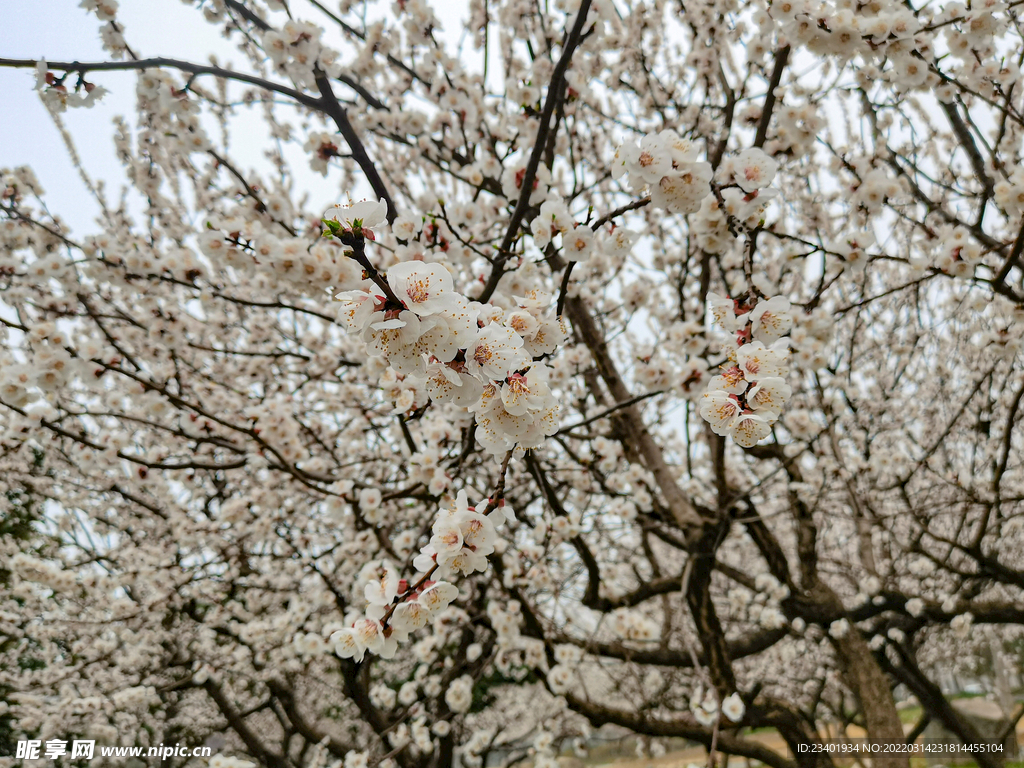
[[1, 0, 1024, 767]]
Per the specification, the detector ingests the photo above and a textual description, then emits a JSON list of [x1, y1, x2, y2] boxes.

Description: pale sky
[[0, 0, 472, 234], [1, 1, 232, 231]]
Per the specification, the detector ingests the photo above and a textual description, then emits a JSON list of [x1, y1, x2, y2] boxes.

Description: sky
[[0, 0, 473, 235], [0, 1, 235, 231]]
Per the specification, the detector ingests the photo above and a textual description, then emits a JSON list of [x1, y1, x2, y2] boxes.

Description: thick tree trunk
[[756, 698, 836, 768], [832, 631, 909, 768]]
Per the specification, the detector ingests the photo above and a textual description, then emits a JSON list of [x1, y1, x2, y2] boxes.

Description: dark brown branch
[[315, 73, 398, 223], [224, 0, 270, 29], [884, 643, 1003, 768], [993, 215, 1024, 284], [478, 0, 594, 302], [993, 375, 1024, 497], [208, 149, 298, 236], [684, 524, 737, 694], [589, 195, 652, 231], [941, 100, 995, 199], [204, 681, 288, 768], [565, 694, 796, 768], [306, 0, 429, 87], [556, 197, 652, 315], [554, 390, 663, 436], [338, 233, 405, 306], [0, 57, 323, 110], [905, 713, 932, 744], [562, 282, 703, 531], [754, 46, 790, 149], [711, 65, 737, 169], [265, 679, 352, 758], [524, 453, 605, 609], [555, 261, 575, 318], [556, 626, 788, 668]]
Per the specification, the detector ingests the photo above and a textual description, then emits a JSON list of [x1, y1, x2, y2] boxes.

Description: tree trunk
[[832, 631, 909, 768]]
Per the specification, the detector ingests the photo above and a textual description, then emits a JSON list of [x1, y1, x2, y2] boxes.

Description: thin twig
[[555, 391, 664, 436]]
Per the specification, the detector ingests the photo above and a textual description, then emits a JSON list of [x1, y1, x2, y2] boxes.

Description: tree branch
[[315, 73, 398, 223], [754, 46, 790, 149], [0, 56, 323, 110], [478, 1, 593, 302]]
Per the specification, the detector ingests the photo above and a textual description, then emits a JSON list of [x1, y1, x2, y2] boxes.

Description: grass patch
[[899, 706, 925, 724]]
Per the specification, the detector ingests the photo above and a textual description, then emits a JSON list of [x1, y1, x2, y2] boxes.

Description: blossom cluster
[[612, 130, 714, 214], [303, 132, 343, 176], [994, 167, 1024, 219], [529, 199, 639, 262], [726, 573, 791, 630], [612, 132, 779, 223], [789, 308, 833, 371], [198, 221, 363, 295], [33, 61, 108, 112], [135, 70, 212, 155], [413, 489, 513, 580], [610, 131, 782, 261], [933, 225, 985, 277], [699, 294, 794, 447], [692, 188, 779, 254], [768, 0, 922, 72], [690, 686, 746, 726], [326, 574, 459, 662], [606, 608, 659, 642], [312, 489, 513, 662], [77, 0, 127, 57], [330, 199, 562, 456], [261, 20, 346, 90]]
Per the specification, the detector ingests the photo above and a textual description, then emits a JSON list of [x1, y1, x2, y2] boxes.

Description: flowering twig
[[379, 449, 514, 631], [379, 564, 439, 631], [589, 196, 651, 231], [0, 56, 323, 109], [479, 0, 594, 302], [334, 231, 405, 309]]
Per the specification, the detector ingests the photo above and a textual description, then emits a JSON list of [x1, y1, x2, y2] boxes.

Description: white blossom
[[323, 198, 388, 233]]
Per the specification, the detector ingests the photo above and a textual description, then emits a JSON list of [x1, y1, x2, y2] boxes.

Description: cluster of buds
[[698, 294, 794, 447]]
